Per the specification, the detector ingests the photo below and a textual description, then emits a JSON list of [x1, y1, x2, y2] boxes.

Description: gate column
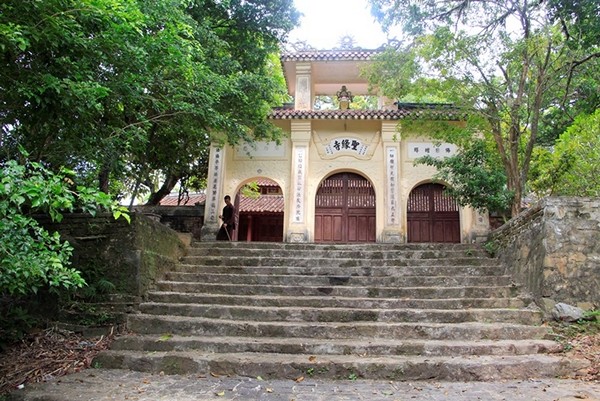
[[201, 143, 226, 240], [381, 121, 403, 243], [287, 121, 311, 242]]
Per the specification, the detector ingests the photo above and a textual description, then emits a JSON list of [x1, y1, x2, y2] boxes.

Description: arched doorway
[[315, 172, 376, 243], [407, 183, 460, 243], [236, 178, 284, 242]]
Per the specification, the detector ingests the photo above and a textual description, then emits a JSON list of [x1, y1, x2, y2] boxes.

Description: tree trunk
[[145, 173, 180, 206], [98, 166, 110, 194]]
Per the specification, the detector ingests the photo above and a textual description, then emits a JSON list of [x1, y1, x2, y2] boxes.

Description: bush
[[0, 152, 129, 344]]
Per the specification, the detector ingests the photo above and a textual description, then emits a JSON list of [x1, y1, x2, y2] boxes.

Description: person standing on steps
[[217, 195, 235, 240]]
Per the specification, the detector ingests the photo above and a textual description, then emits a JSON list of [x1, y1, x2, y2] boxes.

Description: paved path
[[7, 369, 600, 401]]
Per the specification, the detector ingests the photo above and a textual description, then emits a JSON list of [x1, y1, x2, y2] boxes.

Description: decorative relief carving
[[288, 232, 307, 243], [296, 76, 310, 110]]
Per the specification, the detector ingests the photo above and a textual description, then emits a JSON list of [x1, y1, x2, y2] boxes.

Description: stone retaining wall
[[37, 212, 187, 298], [490, 197, 600, 311], [133, 205, 204, 240]]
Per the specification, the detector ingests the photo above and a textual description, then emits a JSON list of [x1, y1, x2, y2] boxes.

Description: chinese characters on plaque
[[324, 137, 368, 157], [407, 142, 457, 159], [386, 147, 399, 226], [292, 147, 306, 223]]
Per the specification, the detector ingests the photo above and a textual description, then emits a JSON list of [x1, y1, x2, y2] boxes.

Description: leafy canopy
[[0, 152, 129, 297], [0, 0, 300, 204], [418, 140, 513, 213], [367, 0, 600, 216], [530, 110, 600, 197]]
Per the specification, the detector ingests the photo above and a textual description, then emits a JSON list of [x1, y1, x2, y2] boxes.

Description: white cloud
[[288, 0, 388, 49]]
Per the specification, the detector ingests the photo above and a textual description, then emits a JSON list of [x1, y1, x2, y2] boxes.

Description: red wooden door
[[407, 183, 460, 243], [315, 173, 376, 243]]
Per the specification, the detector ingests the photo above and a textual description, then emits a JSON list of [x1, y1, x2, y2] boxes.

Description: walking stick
[[220, 216, 232, 241]]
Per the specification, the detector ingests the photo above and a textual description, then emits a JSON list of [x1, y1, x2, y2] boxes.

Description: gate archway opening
[[407, 183, 460, 243], [236, 178, 284, 242], [314, 172, 376, 243]]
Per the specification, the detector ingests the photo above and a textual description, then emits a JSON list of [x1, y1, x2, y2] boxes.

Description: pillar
[[287, 121, 311, 242], [381, 121, 402, 243], [200, 143, 226, 240]]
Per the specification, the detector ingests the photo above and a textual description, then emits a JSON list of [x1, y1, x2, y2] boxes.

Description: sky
[[287, 0, 389, 50]]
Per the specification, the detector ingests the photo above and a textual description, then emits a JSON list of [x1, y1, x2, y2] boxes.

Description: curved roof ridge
[[268, 108, 467, 121]]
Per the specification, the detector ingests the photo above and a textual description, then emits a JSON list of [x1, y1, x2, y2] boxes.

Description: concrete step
[[187, 246, 491, 259], [181, 255, 496, 268], [93, 350, 584, 381], [154, 281, 520, 299], [110, 334, 562, 356], [161, 272, 513, 287], [146, 292, 528, 309], [190, 241, 487, 254], [126, 314, 551, 341], [97, 241, 577, 382], [172, 263, 504, 276], [137, 302, 543, 325]]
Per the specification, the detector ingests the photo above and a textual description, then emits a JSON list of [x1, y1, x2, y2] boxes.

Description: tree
[[529, 109, 600, 197], [418, 139, 513, 213], [0, 0, 299, 204], [367, 0, 600, 216], [0, 152, 129, 297]]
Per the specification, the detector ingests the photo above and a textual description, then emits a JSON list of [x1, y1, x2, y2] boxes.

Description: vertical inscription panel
[[205, 145, 224, 224], [386, 147, 399, 226], [292, 147, 306, 224]]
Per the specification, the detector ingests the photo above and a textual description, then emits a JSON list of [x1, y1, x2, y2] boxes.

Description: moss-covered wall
[[37, 212, 186, 298]]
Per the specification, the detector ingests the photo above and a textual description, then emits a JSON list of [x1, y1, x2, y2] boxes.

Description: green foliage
[[367, 0, 600, 216], [483, 241, 499, 258], [417, 139, 513, 213], [0, 153, 129, 297], [584, 310, 600, 319], [0, 301, 41, 349], [0, 0, 300, 204], [530, 110, 600, 197], [551, 312, 600, 348], [241, 182, 261, 199]]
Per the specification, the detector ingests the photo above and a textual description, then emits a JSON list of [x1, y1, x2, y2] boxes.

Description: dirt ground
[[0, 323, 598, 396]]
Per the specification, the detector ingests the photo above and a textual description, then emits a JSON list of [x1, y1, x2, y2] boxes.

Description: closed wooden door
[[315, 173, 376, 243], [407, 183, 460, 243]]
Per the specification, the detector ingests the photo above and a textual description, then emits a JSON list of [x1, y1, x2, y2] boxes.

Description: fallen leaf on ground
[[157, 334, 172, 342]]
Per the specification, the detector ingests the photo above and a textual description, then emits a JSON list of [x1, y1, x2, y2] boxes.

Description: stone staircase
[[94, 241, 583, 381]]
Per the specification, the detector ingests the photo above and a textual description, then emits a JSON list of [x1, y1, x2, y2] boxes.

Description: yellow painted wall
[[217, 118, 488, 243]]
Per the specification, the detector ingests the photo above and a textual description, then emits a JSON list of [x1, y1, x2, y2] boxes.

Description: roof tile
[[239, 195, 284, 213], [159, 193, 284, 213], [269, 107, 466, 121], [280, 49, 379, 62], [159, 193, 205, 206]]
